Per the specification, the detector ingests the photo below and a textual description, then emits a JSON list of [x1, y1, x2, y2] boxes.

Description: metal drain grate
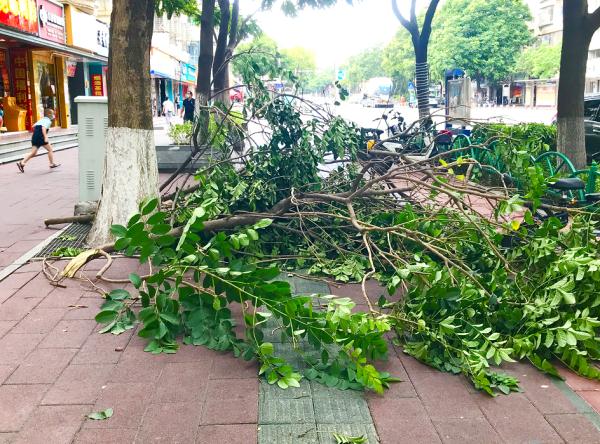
[[34, 223, 92, 258]]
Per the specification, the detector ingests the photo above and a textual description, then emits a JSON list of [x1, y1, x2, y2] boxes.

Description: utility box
[[74, 96, 108, 201]]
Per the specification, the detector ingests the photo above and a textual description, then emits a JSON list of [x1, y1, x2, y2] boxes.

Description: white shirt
[[162, 100, 174, 114], [33, 116, 52, 129]]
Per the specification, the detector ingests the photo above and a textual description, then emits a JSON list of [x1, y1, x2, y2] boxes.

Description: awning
[[0, 25, 107, 63]]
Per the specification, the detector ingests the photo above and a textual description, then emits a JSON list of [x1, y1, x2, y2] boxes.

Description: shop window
[[540, 6, 554, 26]]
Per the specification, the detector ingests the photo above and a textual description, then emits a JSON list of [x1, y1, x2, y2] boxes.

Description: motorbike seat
[[585, 193, 600, 202], [548, 178, 585, 191]]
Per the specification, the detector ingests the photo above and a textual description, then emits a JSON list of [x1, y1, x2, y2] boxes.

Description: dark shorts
[[183, 114, 193, 123], [31, 126, 48, 148]]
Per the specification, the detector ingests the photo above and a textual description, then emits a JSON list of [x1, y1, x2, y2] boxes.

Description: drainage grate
[[34, 223, 92, 258]]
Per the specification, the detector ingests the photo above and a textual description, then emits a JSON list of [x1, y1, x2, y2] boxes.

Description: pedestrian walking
[[16, 108, 60, 172], [162, 97, 175, 126], [181, 91, 195, 123]]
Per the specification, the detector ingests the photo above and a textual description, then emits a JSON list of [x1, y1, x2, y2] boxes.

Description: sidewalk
[[1, 148, 600, 443]]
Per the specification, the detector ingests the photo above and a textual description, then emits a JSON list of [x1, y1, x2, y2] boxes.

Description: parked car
[[552, 95, 600, 162], [428, 95, 439, 108]]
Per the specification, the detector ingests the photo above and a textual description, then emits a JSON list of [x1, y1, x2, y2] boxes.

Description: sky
[[239, 1, 425, 71]]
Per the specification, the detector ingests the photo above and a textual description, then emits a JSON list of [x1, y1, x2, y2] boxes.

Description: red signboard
[[9, 48, 33, 130], [0, 0, 38, 34], [36, 0, 64, 44], [91, 74, 103, 96]]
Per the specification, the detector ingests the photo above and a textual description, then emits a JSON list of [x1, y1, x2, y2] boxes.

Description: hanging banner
[[95, 20, 109, 57], [9, 48, 33, 129], [91, 73, 103, 96], [0, 0, 38, 34]]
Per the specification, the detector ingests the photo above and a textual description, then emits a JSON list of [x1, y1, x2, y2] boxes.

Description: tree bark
[[88, 0, 158, 246], [557, 0, 594, 169], [196, 0, 216, 147], [212, 0, 230, 104]]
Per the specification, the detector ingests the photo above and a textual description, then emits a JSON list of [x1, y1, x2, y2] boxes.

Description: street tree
[[556, 0, 600, 168], [429, 0, 531, 93], [88, 0, 162, 245], [391, 0, 440, 120], [515, 44, 561, 80], [343, 47, 386, 91]]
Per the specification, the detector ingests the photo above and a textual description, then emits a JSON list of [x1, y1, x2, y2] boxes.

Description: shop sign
[[95, 20, 109, 57], [66, 60, 77, 77], [9, 48, 33, 129], [37, 0, 65, 44], [150, 49, 178, 79], [0, 0, 38, 34], [91, 73, 103, 96], [180, 63, 197, 83], [66, 6, 95, 51]]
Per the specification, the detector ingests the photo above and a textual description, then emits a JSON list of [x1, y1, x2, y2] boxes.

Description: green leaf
[[259, 342, 274, 356], [114, 237, 131, 251], [108, 289, 130, 301], [110, 225, 128, 238], [95, 310, 118, 324], [253, 218, 273, 229], [129, 273, 142, 289], [151, 224, 172, 235], [87, 408, 113, 420], [147, 212, 167, 225], [142, 198, 159, 215]]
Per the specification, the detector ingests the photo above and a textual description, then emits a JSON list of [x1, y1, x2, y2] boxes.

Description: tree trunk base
[[87, 127, 159, 246], [557, 116, 587, 169]]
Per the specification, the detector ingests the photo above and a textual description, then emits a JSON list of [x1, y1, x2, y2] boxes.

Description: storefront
[[0, 0, 107, 132], [64, 4, 108, 123], [150, 48, 195, 116]]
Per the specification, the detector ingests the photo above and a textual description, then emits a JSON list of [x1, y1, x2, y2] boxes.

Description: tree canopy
[[429, 0, 532, 84], [516, 43, 561, 79], [382, 28, 416, 94], [342, 47, 386, 91]]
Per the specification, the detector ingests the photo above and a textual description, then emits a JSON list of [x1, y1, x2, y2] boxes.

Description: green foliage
[[429, 0, 533, 82], [516, 43, 561, 79], [167, 122, 193, 145], [382, 27, 417, 93], [50, 246, 85, 258], [332, 433, 367, 444], [87, 408, 113, 420], [342, 47, 386, 91], [100, 196, 395, 393]]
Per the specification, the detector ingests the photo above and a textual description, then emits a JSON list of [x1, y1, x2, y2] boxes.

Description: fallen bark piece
[[45, 215, 95, 227]]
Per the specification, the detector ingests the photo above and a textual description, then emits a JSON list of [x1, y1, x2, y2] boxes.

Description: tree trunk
[[195, 0, 216, 147], [87, 0, 158, 246], [557, 0, 592, 169], [415, 49, 430, 121], [212, 0, 230, 105]]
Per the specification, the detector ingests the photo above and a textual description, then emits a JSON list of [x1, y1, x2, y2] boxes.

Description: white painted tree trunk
[[87, 127, 159, 245]]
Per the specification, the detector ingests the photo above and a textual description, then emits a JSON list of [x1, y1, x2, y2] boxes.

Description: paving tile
[[42, 363, 114, 405], [38, 319, 96, 348], [0, 320, 16, 338], [562, 369, 600, 392], [11, 274, 56, 300], [313, 396, 372, 424], [7, 348, 77, 384], [37, 287, 85, 308], [368, 398, 441, 444], [475, 392, 563, 443], [201, 397, 258, 425], [84, 382, 152, 430], [136, 401, 203, 444], [293, 278, 329, 295], [210, 354, 257, 379], [260, 379, 312, 399], [0, 366, 14, 384], [257, 424, 318, 444], [108, 358, 166, 383], [432, 417, 503, 444], [62, 299, 102, 320], [0, 433, 16, 443], [14, 405, 89, 444], [0, 384, 49, 432], [0, 271, 38, 290], [259, 397, 315, 425], [577, 390, 600, 414], [545, 413, 600, 443], [316, 423, 379, 444], [0, 297, 41, 321], [206, 378, 258, 399], [72, 328, 133, 364], [310, 380, 365, 399], [74, 428, 137, 443], [0, 333, 45, 364], [12, 307, 66, 334], [410, 372, 483, 419], [197, 424, 257, 444], [153, 361, 211, 403]]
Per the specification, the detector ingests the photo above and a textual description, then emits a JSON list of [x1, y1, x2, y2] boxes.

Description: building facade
[[0, 0, 108, 132]]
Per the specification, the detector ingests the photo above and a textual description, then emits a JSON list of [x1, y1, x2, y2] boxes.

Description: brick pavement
[[1, 147, 600, 443]]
